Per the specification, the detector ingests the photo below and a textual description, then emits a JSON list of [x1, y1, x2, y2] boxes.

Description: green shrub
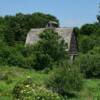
[[79, 36, 95, 53], [33, 53, 53, 70], [13, 78, 62, 100], [76, 53, 100, 78], [0, 44, 36, 68], [0, 44, 10, 65], [46, 62, 83, 97], [32, 29, 68, 70]]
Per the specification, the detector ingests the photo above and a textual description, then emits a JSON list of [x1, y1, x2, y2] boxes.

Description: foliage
[[0, 44, 35, 68], [90, 46, 100, 54], [32, 29, 68, 70], [78, 35, 95, 53], [0, 28, 68, 70], [0, 66, 48, 99], [76, 23, 100, 53], [46, 61, 83, 96], [0, 12, 59, 46], [33, 53, 53, 70], [0, 66, 100, 100], [75, 53, 100, 78], [80, 24, 97, 35], [13, 78, 62, 100]]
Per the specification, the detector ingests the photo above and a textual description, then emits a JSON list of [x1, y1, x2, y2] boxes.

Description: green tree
[[80, 24, 96, 35], [79, 36, 95, 53], [76, 53, 100, 78], [32, 29, 68, 70], [1, 12, 59, 46]]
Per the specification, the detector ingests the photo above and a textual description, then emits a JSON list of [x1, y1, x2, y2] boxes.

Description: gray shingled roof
[[25, 28, 73, 51]]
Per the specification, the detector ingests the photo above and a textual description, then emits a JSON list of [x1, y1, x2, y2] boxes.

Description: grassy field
[[0, 66, 100, 100], [75, 79, 100, 100], [0, 66, 48, 100]]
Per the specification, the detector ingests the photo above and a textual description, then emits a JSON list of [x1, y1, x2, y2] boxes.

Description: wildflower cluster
[[13, 78, 62, 100]]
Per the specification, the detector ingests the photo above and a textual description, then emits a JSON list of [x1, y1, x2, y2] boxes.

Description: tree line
[[0, 12, 59, 46]]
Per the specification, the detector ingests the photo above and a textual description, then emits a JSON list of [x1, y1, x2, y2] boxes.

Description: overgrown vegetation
[[73, 15, 100, 79], [46, 62, 83, 96], [0, 9, 100, 100], [0, 67, 100, 100], [13, 78, 62, 100], [32, 29, 68, 70]]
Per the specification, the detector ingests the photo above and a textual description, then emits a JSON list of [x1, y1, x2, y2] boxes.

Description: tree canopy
[[0, 12, 59, 46]]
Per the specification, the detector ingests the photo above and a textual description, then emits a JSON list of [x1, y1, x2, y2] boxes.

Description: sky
[[0, 0, 99, 27]]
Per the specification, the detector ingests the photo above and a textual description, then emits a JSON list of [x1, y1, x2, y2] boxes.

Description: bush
[[0, 44, 11, 65], [76, 53, 100, 78], [79, 36, 95, 53], [46, 62, 83, 97], [33, 53, 53, 70], [32, 29, 68, 70], [13, 78, 62, 100], [0, 44, 36, 68]]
